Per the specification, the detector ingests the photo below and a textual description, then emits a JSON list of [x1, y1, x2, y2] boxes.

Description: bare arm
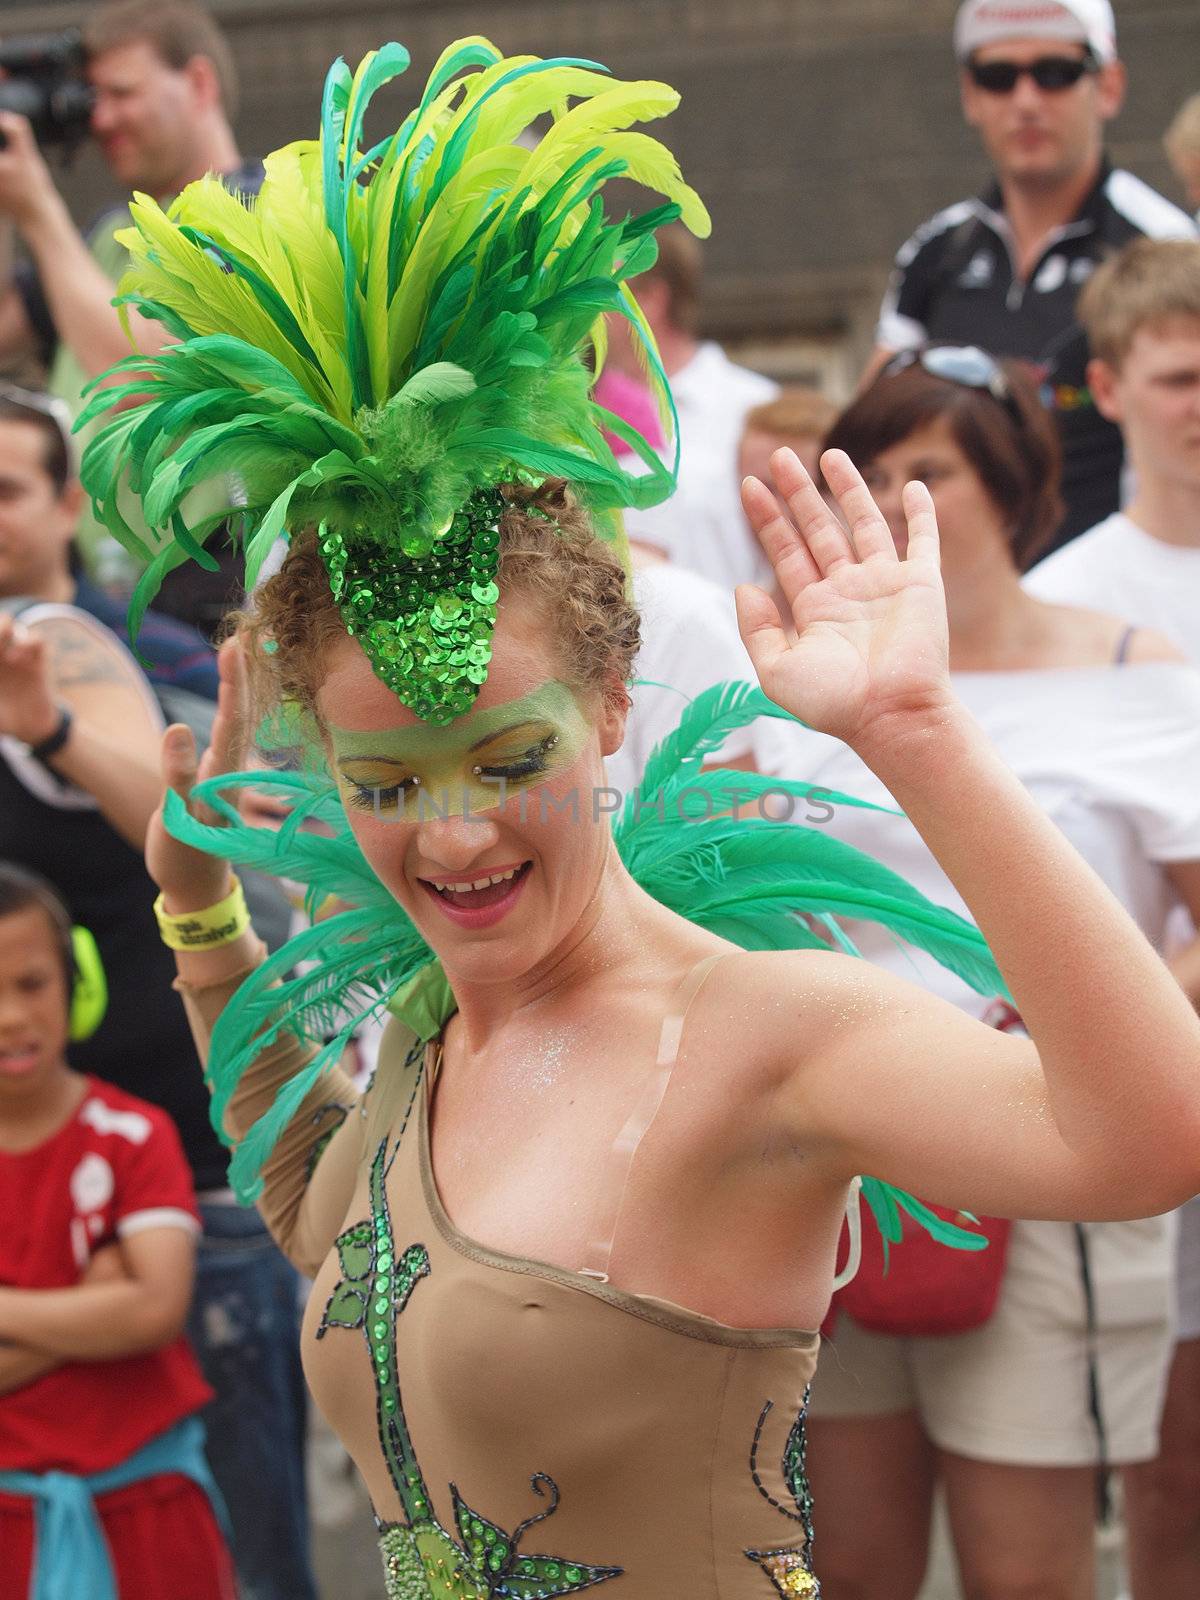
[[738, 448, 1200, 1221], [0, 1344, 59, 1395], [0, 112, 169, 381], [0, 610, 164, 849], [173, 943, 364, 1277], [0, 1228, 193, 1361], [0, 282, 36, 367], [1165, 859, 1200, 1008], [148, 642, 364, 1273], [0, 1243, 128, 1395], [1118, 632, 1200, 1009]]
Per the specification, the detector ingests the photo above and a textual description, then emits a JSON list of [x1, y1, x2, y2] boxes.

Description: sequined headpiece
[[79, 38, 710, 722]]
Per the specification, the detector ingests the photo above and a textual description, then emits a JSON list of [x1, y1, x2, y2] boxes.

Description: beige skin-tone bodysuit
[[178, 953, 821, 1598]]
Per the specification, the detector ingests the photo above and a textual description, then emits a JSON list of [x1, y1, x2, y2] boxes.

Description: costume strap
[[831, 1176, 864, 1293], [579, 950, 735, 1283]]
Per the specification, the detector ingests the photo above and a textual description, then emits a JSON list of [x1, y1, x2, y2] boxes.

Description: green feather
[[80, 36, 707, 684]]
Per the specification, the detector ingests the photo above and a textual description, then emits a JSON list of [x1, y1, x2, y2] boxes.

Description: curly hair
[[238, 480, 641, 726]]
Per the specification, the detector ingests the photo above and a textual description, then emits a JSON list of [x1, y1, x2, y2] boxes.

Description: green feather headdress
[[78, 37, 710, 723]]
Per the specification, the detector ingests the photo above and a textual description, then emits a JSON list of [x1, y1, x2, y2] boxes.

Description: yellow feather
[[256, 142, 353, 416], [390, 40, 505, 201], [464, 64, 623, 158], [617, 282, 675, 438], [519, 82, 681, 193], [432, 146, 530, 267], [118, 196, 338, 410], [585, 132, 711, 236], [426, 35, 501, 86], [590, 314, 609, 380], [407, 54, 542, 212], [385, 199, 461, 380]]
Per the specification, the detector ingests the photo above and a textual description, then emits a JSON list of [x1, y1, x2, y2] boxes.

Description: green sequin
[[743, 1395, 821, 1595], [318, 486, 509, 725]]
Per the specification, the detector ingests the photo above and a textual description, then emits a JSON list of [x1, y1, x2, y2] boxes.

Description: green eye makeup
[[328, 682, 590, 820]]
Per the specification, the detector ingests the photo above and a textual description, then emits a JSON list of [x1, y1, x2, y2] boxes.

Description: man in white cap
[[871, 0, 1195, 554]]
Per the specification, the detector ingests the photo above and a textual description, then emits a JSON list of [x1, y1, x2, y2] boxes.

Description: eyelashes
[[477, 735, 558, 783], [344, 777, 416, 813], [342, 735, 561, 812]]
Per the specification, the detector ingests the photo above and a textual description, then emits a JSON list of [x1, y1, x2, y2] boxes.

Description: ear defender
[[69, 925, 107, 1043]]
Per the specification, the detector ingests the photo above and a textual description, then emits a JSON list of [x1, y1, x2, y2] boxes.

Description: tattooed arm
[[0, 609, 164, 850]]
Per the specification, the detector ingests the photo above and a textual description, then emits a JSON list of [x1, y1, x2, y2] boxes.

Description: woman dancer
[[83, 39, 1200, 1599]]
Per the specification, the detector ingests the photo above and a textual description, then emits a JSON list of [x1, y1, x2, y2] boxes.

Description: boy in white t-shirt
[[1024, 235, 1200, 1600], [1026, 238, 1200, 657]]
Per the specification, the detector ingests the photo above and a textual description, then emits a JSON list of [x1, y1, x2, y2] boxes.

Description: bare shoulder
[[709, 946, 908, 1074], [27, 609, 148, 695], [1122, 627, 1188, 666], [1026, 602, 1183, 667]]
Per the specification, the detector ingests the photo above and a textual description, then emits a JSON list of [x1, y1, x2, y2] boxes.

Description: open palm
[[735, 448, 952, 746], [144, 637, 249, 908]]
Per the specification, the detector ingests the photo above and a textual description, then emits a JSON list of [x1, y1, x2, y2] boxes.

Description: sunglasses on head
[[967, 50, 1099, 94], [0, 381, 74, 450], [881, 346, 1025, 430]]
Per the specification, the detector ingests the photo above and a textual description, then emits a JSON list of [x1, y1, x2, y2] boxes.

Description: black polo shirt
[[878, 160, 1196, 554]]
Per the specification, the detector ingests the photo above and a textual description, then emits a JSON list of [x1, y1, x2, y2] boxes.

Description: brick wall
[[8, 0, 1198, 373]]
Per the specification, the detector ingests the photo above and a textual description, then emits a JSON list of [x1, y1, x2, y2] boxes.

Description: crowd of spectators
[[0, 1, 1198, 1597]]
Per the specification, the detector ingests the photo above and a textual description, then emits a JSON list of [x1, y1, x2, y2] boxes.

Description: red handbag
[[823, 997, 1022, 1339], [829, 1198, 1011, 1338]]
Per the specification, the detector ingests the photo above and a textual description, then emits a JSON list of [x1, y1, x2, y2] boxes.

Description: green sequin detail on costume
[[320, 484, 507, 726], [746, 1551, 821, 1598], [318, 1137, 622, 1598], [744, 1395, 821, 1596]]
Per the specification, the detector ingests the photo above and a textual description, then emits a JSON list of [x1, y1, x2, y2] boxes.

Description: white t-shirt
[[606, 561, 757, 800], [759, 664, 1200, 1303], [1024, 512, 1200, 663], [1025, 519, 1200, 1330], [759, 664, 1200, 1001], [624, 341, 778, 592]]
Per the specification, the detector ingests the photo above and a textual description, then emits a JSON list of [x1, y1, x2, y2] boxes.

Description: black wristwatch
[[27, 704, 73, 765]]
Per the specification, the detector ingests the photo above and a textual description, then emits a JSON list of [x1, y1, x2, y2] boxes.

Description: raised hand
[[145, 637, 250, 912], [0, 111, 58, 231], [735, 447, 953, 749], [0, 614, 62, 747]]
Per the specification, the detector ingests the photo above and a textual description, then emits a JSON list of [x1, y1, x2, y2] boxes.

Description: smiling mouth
[[419, 861, 532, 912]]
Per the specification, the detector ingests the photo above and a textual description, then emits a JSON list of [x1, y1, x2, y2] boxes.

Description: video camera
[[0, 29, 93, 154]]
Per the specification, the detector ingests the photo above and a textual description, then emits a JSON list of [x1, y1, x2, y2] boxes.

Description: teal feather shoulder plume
[[78, 37, 710, 724], [173, 682, 1003, 1258]]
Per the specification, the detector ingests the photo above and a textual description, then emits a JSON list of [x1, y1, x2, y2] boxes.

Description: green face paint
[[328, 680, 593, 821]]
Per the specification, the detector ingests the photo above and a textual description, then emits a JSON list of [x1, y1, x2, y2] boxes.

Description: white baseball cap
[[954, 1, 1118, 65]]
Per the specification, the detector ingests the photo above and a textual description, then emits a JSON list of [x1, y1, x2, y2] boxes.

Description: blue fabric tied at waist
[[0, 1414, 229, 1600]]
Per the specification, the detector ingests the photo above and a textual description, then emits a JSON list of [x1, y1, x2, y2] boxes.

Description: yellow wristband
[[154, 878, 251, 951]]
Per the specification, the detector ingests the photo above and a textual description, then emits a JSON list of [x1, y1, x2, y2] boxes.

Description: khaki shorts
[[810, 1218, 1175, 1467], [1177, 1195, 1200, 1343]]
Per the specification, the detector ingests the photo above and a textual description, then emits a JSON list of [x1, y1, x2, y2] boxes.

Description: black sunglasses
[[967, 51, 1099, 93], [881, 346, 1025, 430]]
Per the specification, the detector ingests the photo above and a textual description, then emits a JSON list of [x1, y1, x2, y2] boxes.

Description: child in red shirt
[[0, 865, 234, 1599]]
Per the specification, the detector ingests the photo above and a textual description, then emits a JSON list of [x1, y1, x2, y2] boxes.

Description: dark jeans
[[187, 1201, 318, 1600]]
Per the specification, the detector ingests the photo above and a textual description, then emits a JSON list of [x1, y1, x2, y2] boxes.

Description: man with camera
[[0, 2, 262, 629]]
